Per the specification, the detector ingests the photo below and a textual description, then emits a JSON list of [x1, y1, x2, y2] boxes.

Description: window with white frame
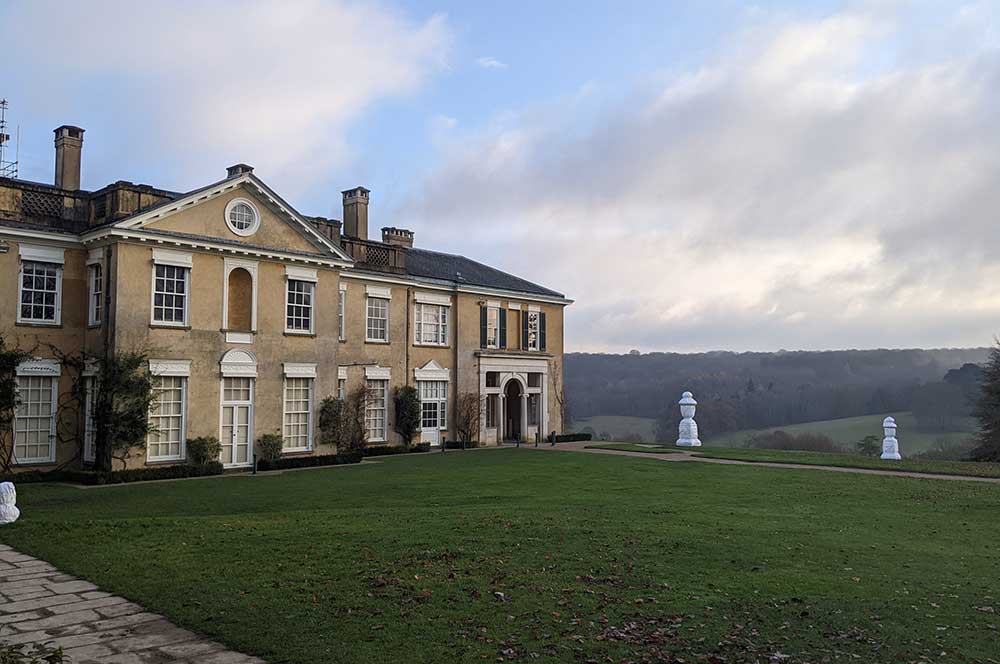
[[528, 394, 540, 426], [88, 263, 102, 326], [415, 303, 449, 346], [13, 375, 57, 464], [338, 289, 346, 340], [283, 377, 313, 451], [147, 376, 186, 461], [365, 379, 388, 441], [338, 378, 346, 401], [19, 262, 62, 324], [486, 306, 500, 348], [225, 198, 260, 236], [366, 297, 389, 342], [153, 264, 189, 325], [419, 381, 448, 430], [286, 280, 314, 333], [527, 311, 540, 351], [486, 394, 498, 428]]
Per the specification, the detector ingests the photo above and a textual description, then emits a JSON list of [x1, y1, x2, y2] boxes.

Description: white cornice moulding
[[86, 248, 103, 265], [528, 304, 541, 312], [152, 248, 193, 268], [286, 265, 318, 283], [283, 362, 317, 378], [149, 359, 192, 377], [486, 300, 501, 308], [414, 360, 450, 382], [16, 358, 61, 377], [19, 244, 65, 265], [508, 303, 522, 310], [414, 292, 452, 306], [365, 366, 391, 380], [338, 367, 348, 380], [366, 285, 391, 299]]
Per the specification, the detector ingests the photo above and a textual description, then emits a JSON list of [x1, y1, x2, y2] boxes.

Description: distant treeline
[[565, 348, 988, 442]]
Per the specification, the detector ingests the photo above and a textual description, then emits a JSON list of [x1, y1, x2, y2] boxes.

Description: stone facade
[[0, 126, 570, 470]]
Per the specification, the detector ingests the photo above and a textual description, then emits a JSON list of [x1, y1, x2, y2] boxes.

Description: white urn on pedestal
[[675, 391, 702, 447], [880, 416, 901, 460], [0, 482, 19, 525]]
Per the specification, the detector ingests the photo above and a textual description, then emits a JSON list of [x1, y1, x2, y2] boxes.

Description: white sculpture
[[880, 416, 901, 460], [676, 391, 702, 447], [0, 482, 19, 524]]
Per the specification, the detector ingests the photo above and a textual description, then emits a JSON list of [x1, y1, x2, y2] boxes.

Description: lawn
[[3, 450, 1000, 662], [569, 415, 658, 442], [707, 411, 975, 453]]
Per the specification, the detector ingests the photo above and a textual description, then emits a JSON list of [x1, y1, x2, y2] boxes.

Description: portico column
[[541, 378, 549, 436], [498, 395, 505, 443], [521, 391, 528, 442]]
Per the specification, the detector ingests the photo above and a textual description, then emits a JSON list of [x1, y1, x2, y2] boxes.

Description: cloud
[[3, 0, 451, 199], [476, 57, 508, 70], [394, 6, 1000, 353]]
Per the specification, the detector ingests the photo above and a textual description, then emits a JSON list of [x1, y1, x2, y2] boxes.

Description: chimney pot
[[227, 163, 254, 178], [53, 125, 85, 191], [342, 186, 370, 240], [381, 226, 414, 248]]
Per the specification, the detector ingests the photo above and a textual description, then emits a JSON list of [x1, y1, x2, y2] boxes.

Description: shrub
[[364, 443, 430, 457], [444, 439, 480, 449], [255, 433, 283, 463], [256, 451, 363, 471], [744, 431, 841, 453], [393, 385, 421, 447], [318, 388, 368, 453], [553, 432, 592, 443], [186, 436, 222, 466], [1, 463, 226, 486], [856, 435, 880, 457]]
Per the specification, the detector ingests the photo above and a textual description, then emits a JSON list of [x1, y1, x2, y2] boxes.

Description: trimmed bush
[[255, 433, 283, 463], [187, 436, 222, 466], [444, 440, 480, 449], [256, 451, 363, 471], [3, 462, 225, 486], [363, 443, 430, 457], [553, 433, 592, 443]]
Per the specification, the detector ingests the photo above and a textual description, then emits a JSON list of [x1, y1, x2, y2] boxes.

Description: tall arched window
[[227, 267, 253, 331]]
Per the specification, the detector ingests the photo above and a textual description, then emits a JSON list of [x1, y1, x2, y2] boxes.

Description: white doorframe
[[220, 377, 254, 467]]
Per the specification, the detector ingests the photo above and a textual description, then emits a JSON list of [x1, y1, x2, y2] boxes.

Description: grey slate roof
[[405, 247, 564, 298]]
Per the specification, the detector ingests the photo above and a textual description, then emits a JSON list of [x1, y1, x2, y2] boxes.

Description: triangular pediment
[[111, 174, 351, 262], [414, 360, 450, 381]]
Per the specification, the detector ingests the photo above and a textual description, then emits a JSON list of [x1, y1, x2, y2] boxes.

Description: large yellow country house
[[0, 126, 570, 470]]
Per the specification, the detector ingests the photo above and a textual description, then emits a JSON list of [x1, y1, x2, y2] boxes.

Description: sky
[[4, 0, 1000, 353]]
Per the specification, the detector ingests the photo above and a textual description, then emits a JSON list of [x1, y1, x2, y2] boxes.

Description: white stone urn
[[880, 416, 901, 460], [676, 391, 702, 447], [0, 482, 19, 524]]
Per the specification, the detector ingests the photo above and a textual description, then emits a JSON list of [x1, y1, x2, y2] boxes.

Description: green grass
[[3, 450, 1000, 662], [707, 411, 976, 453], [570, 415, 657, 442], [586, 443, 683, 454], [691, 447, 1000, 479]]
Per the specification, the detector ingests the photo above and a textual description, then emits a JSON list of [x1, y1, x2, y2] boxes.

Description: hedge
[[363, 443, 430, 457], [1, 462, 225, 486], [444, 440, 480, 450], [553, 433, 593, 443], [256, 451, 363, 471]]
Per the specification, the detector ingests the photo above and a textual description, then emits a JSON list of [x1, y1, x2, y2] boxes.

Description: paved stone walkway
[[516, 441, 1000, 484], [0, 544, 265, 663]]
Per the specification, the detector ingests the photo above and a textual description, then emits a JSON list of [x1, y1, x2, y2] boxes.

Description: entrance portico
[[479, 353, 548, 445]]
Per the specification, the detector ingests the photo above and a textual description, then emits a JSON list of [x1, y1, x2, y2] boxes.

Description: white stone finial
[[0, 482, 19, 524], [880, 416, 900, 460], [676, 391, 701, 447]]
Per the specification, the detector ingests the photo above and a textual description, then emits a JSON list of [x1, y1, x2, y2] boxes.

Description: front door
[[421, 401, 441, 447], [221, 377, 254, 467], [504, 379, 522, 442]]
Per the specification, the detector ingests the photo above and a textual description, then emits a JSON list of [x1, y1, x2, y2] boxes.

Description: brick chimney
[[310, 216, 341, 244], [342, 187, 370, 239], [53, 125, 84, 191], [381, 227, 414, 248], [227, 163, 254, 178]]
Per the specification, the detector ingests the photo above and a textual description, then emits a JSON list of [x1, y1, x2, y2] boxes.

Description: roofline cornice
[[340, 269, 573, 305]]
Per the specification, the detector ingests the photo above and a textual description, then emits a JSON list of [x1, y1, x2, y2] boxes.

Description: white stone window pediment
[[527, 304, 541, 312], [365, 366, 391, 380], [220, 349, 258, 378], [414, 292, 452, 306], [283, 362, 317, 378], [486, 300, 501, 308], [19, 244, 65, 265], [414, 360, 450, 382], [16, 358, 61, 377], [286, 266, 318, 283], [366, 285, 391, 300], [338, 367, 348, 380], [86, 248, 103, 265], [152, 248, 193, 268], [149, 360, 192, 377], [508, 303, 522, 310]]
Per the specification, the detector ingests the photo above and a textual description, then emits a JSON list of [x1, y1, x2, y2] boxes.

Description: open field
[[705, 411, 976, 453], [569, 415, 657, 441], [3, 450, 1000, 662]]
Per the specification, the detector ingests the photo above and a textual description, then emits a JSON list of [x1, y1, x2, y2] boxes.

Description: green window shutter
[[499, 308, 507, 349], [522, 313, 529, 349], [480, 306, 487, 348], [539, 312, 547, 351]]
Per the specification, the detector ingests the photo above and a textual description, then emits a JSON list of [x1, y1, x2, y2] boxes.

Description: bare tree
[[455, 392, 485, 444]]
